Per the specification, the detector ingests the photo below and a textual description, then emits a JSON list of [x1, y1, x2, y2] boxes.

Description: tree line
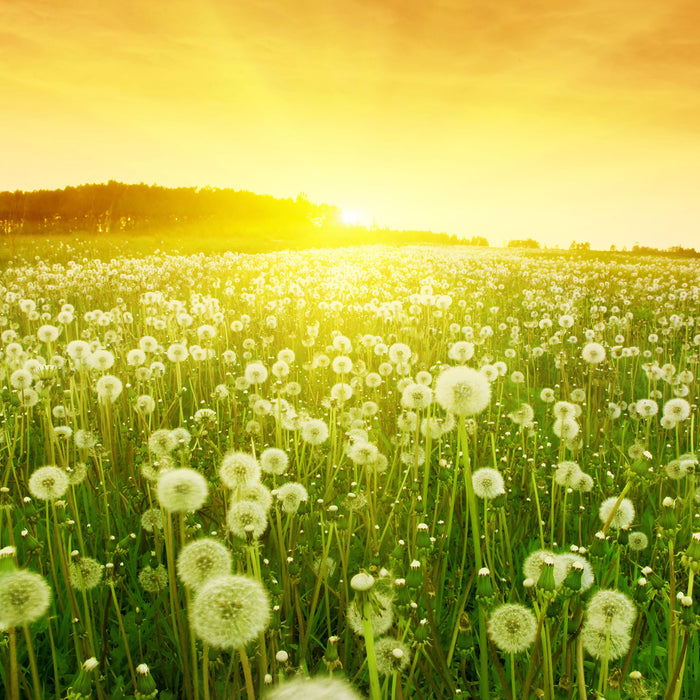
[[0, 182, 490, 250]]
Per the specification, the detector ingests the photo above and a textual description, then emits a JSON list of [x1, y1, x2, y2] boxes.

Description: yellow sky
[[2, 0, 700, 248]]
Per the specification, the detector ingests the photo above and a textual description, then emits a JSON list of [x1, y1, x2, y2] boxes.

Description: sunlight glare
[[340, 208, 370, 227]]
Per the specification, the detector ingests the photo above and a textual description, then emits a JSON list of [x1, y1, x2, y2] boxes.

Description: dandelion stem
[[202, 643, 210, 700], [8, 626, 20, 700], [22, 623, 43, 700], [575, 631, 586, 700], [238, 645, 256, 700], [361, 601, 382, 700]]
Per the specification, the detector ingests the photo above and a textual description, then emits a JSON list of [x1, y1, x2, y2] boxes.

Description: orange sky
[[2, 0, 700, 249]]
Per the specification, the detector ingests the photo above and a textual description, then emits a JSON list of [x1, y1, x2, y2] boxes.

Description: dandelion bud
[[523, 577, 536, 589], [657, 497, 679, 538], [634, 577, 648, 605], [626, 670, 649, 699], [476, 568, 493, 601], [537, 557, 557, 592], [642, 566, 665, 590], [395, 578, 411, 607], [591, 531, 607, 558], [117, 533, 136, 552], [0, 546, 17, 575], [135, 663, 158, 699], [682, 532, 700, 573], [416, 523, 431, 549], [414, 618, 430, 645], [390, 541, 405, 563], [563, 561, 584, 593], [323, 635, 341, 668], [680, 596, 696, 627], [407, 560, 422, 590], [21, 531, 42, 554], [67, 657, 99, 699]]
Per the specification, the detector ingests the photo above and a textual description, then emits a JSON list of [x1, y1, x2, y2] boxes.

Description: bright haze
[[2, 0, 699, 249]]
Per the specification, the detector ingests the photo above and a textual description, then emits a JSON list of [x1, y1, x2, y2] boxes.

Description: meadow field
[[0, 242, 698, 699]]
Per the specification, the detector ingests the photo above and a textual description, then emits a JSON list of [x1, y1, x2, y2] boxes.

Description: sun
[[340, 208, 370, 227]]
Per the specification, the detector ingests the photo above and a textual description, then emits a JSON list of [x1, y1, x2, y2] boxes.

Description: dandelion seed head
[[156, 468, 208, 513], [447, 341, 474, 363], [65, 461, 88, 486], [95, 374, 123, 404], [138, 564, 168, 594], [628, 532, 649, 551], [260, 448, 288, 475], [28, 465, 69, 501], [244, 362, 268, 385], [509, 403, 534, 425], [434, 366, 491, 416], [374, 637, 411, 676], [487, 603, 538, 654], [238, 482, 273, 511], [0, 568, 52, 629], [177, 538, 232, 590], [582, 342, 606, 364], [663, 398, 691, 422], [190, 574, 270, 649], [575, 472, 594, 492], [586, 589, 637, 631], [400, 383, 433, 410], [140, 507, 164, 533], [219, 451, 261, 490], [264, 676, 363, 699], [276, 482, 309, 514], [599, 497, 635, 530], [581, 622, 631, 660], [553, 417, 580, 440], [471, 468, 505, 500], [227, 500, 268, 539], [347, 591, 394, 637], [10, 368, 33, 390], [148, 429, 178, 457], [69, 557, 104, 591], [554, 461, 583, 488]]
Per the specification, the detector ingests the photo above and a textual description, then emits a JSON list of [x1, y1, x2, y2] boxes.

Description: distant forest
[[0, 182, 489, 250]]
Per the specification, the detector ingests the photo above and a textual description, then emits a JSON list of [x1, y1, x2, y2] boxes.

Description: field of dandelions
[[0, 244, 698, 700]]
